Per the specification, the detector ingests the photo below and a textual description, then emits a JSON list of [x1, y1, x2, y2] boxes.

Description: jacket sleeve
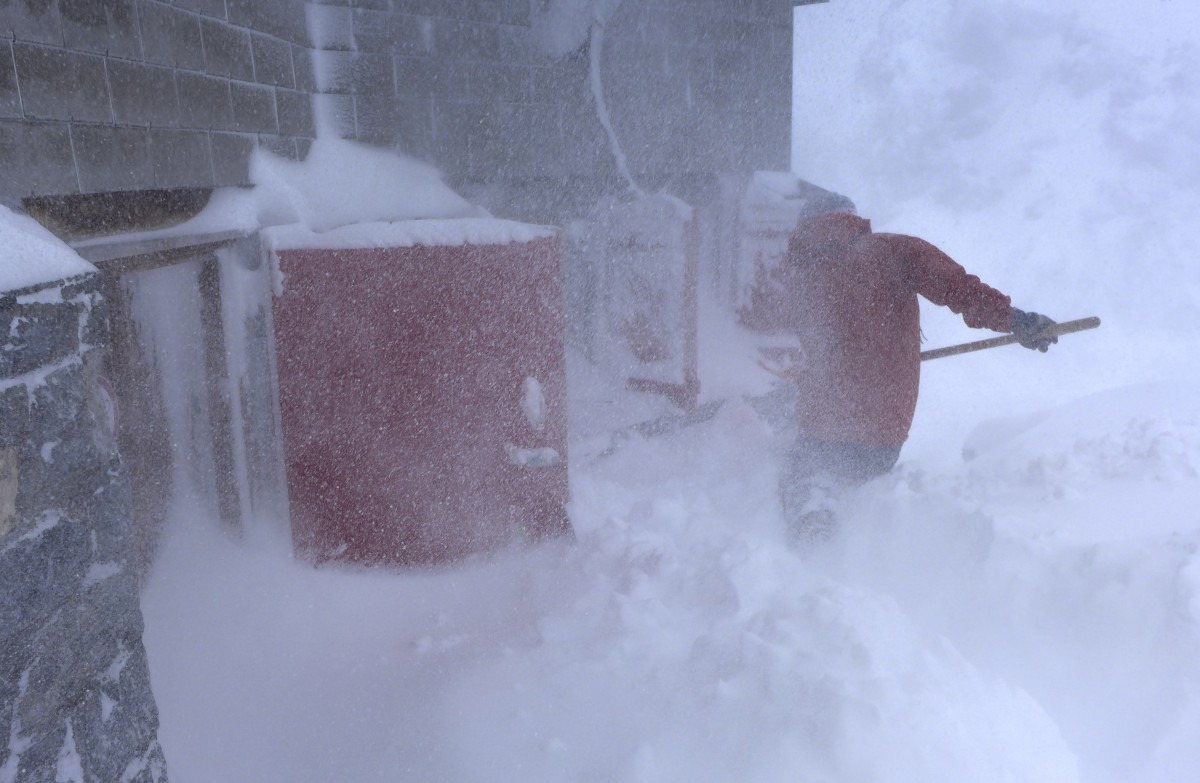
[[893, 235, 1013, 333]]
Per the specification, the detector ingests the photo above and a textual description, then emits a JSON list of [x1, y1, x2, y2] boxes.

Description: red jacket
[[774, 212, 1014, 448]]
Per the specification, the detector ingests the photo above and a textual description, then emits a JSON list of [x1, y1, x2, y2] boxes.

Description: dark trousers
[[780, 435, 900, 541]]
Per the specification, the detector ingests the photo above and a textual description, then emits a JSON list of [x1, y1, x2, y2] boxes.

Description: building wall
[[315, 0, 795, 219], [0, 0, 315, 206], [1, 0, 796, 222], [0, 274, 167, 783]]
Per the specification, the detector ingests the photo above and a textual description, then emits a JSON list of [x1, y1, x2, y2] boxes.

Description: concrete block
[[311, 93, 354, 137], [177, 71, 233, 129], [138, 0, 205, 69], [209, 131, 254, 185], [315, 50, 392, 95], [149, 127, 214, 188], [251, 33, 295, 88], [200, 17, 255, 80], [394, 98, 434, 159], [463, 0, 529, 26], [256, 132, 299, 160], [229, 80, 278, 133], [306, 4, 353, 51], [468, 102, 561, 180], [174, 0, 228, 17], [227, 0, 310, 45], [293, 44, 317, 92], [393, 0, 465, 18], [0, 42, 20, 119], [60, 0, 142, 59], [394, 55, 467, 100], [1, 0, 64, 45], [0, 120, 77, 201], [351, 9, 423, 56], [107, 59, 180, 128], [530, 64, 585, 106], [352, 93, 399, 144], [496, 23, 543, 65], [430, 100, 479, 178], [72, 124, 154, 192], [456, 20, 504, 62], [466, 61, 530, 103], [275, 87, 314, 137], [12, 43, 112, 123]]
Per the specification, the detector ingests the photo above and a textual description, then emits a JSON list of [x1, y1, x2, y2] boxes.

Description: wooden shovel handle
[[920, 316, 1101, 361]]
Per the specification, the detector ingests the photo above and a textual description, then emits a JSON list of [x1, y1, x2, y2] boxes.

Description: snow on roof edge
[[0, 205, 98, 295]]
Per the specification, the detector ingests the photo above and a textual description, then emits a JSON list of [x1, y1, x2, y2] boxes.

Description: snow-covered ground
[[141, 1, 1200, 781]]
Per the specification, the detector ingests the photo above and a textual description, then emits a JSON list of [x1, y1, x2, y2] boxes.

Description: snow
[[0, 204, 96, 294], [64, 138, 494, 251], [531, 0, 624, 59], [249, 138, 484, 233], [54, 720, 83, 783], [138, 3, 1200, 783], [262, 217, 556, 253]]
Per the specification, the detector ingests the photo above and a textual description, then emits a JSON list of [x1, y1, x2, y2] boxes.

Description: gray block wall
[[0, 274, 167, 783], [0, 0, 315, 206], [2, 0, 796, 223], [312, 0, 795, 219]]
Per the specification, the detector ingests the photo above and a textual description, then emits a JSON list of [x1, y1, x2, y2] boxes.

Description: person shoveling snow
[[743, 196, 1066, 543]]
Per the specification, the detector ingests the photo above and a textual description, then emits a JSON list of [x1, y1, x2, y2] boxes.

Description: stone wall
[[0, 274, 166, 782]]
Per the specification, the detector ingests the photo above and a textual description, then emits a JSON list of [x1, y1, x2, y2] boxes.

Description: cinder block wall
[[315, 0, 794, 218], [2, 0, 795, 221], [0, 0, 315, 206]]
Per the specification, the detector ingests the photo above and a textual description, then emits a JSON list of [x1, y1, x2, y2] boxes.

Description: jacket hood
[[787, 212, 872, 267]]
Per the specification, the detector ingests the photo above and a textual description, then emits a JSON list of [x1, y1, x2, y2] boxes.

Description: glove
[[1011, 308, 1058, 352]]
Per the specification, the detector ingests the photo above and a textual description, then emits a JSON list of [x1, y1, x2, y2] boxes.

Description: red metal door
[[272, 235, 570, 566]]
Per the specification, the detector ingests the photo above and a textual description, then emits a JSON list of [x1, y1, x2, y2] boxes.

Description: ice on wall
[[531, 0, 624, 58], [0, 205, 96, 293]]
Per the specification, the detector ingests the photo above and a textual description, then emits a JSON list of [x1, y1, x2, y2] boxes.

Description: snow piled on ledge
[[250, 137, 485, 233], [0, 205, 96, 294], [108, 137, 508, 247], [263, 217, 557, 252]]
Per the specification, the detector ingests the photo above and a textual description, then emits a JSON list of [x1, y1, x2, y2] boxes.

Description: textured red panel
[[272, 237, 571, 566]]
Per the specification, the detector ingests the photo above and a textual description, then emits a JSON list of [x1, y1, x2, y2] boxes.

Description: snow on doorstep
[[262, 217, 557, 252], [251, 137, 484, 233], [0, 205, 96, 294]]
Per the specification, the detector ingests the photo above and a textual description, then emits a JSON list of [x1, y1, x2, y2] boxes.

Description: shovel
[[920, 316, 1100, 361]]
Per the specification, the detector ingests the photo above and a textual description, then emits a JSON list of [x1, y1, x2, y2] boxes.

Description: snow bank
[[822, 381, 1200, 783], [0, 205, 96, 293]]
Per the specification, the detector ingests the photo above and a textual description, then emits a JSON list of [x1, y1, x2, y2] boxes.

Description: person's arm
[[892, 234, 1014, 333]]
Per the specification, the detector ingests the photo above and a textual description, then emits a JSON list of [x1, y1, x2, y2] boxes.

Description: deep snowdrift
[[141, 350, 1200, 782], [141, 1, 1200, 781]]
